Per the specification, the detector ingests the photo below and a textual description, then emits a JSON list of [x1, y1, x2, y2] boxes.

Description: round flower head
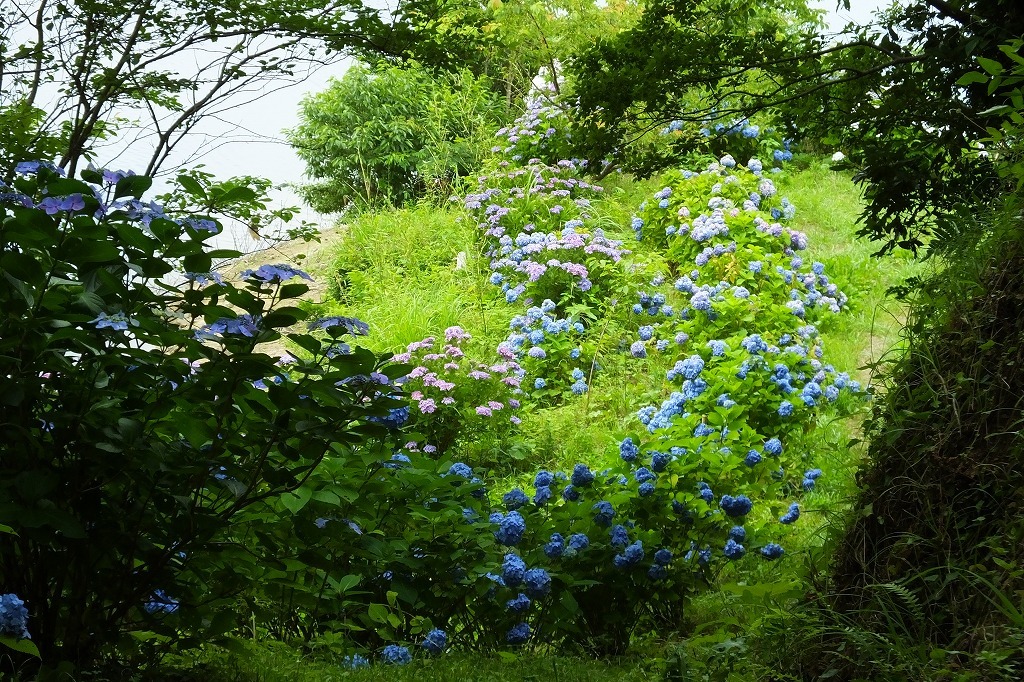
[[620, 438, 639, 462], [507, 622, 531, 644], [609, 524, 630, 547], [507, 593, 532, 613], [592, 501, 615, 526], [761, 543, 785, 560], [719, 494, 753, 517], [503, 488, 529, 510], [524, 568, 552, 597], [571, 464, 595, 487], [495, 511, 526, 546], [501, 553, 527, 586], [568, 533, 590, 552], [381, 644, 412, 665], [422, 628, 447, 655]]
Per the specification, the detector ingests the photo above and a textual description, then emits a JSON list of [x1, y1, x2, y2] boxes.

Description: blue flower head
[[495, 511, 526, 546], [719, 494, 753, 517], [507, 593, 532, 613], [613, 540, 645, 568], [562, 484, 580, 502], [0, 594, 31, 639], [780, 503, 800, 525], [544, 533, 565, 559], [534, 486, 552, 506], [571, 465, 595, 488], [651, 451, 670, 472], [503, 488, 529, 510], [507, 622, 531, 644], [502, 553, 527, 586], [342, 654, 369, 669], [654, 548, 673, 566], [724, 539, 746, 560], [620, 438, 639, 462], [592, 501, 615, 526], [609, 524, 629, 547], [761, 543, 785, 560], [568, 533, 590, 552], [381, 644, 412, 665], [422, 628, 447, 655], [728, 526, 747, 543], [534, 470, 554, 488], [524, 568, 552, 597]]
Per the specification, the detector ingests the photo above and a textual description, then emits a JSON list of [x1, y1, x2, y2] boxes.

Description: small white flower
[[831, 151, 846, 162]]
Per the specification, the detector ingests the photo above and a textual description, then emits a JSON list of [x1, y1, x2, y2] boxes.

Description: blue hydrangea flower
[[568, 533, 590, 551], [570, 380, 588, 395], [241, 263, 313, 283], [381, 644, 412, 665], [764, 438, 783, 456], [507, 622, 531, 644], [620, 438, 639, 462], [534, 486, 552, 506], [761, 543, 785, 560], [507, 593, 532, 613], [503, 488, 529, 510], [342, 654, 369, 669], [609, 524, 629, 547], [447, 462, 473, 479], [630, 340, 647, 358], [571, 368, 585, 381], [422, 628, 447, 655], [778, 401, 794, 417], [592, 501, 615, 526], [524, 568, 551, 597], [562, 484, 580, 502], [502, 553, 527, 586], [534, 470, 554, 487], [495, 511, 526, 546], [719, 494, 753, 517], [0, 594, 31, 639], [639, 481, 655, 496], [697, 482, 714, 504], [638, 325, 654, 341], [724, 539, 746, 560], [635, 467, 656, 484], [143, 590, 178, 614], [651, 451, 670, 472], [534, 378, 547, 389], [613, 540, 645, 568], [654, 549, 673, 566], [744, 450, 762, 467], [707, 339, 728, 357], [780, 503, 800, 524], [544, 533, 565, 559], [729, 526, 747, 543], [91, 311, 130, 331]]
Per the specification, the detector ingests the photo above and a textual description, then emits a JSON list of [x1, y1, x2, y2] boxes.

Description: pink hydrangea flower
[[419, 399, 437, 414]]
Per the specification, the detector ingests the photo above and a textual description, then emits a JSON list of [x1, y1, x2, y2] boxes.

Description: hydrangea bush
[[387, 326, 525, 457], [0, 163, 398, 668]]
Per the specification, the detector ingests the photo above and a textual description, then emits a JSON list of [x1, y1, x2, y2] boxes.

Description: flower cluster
[[391, 327, 524, 454], [0, 593, 31, 639]]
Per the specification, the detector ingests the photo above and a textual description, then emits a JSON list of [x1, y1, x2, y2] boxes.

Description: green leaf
[[280, 486, 312, 514], [0, 635, 39, 657], [115, 175, 154, 199], [956, 71, 989, 86], [977, 56, 1004, 76]]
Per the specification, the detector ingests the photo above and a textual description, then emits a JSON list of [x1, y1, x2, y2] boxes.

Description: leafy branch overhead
[[0, 0, 492, 178], [568, 0, 1024, 254]]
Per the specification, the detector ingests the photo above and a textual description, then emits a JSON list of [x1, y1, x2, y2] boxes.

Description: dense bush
[[0, 163, 396, 669], [288, 61, 508, 212]]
